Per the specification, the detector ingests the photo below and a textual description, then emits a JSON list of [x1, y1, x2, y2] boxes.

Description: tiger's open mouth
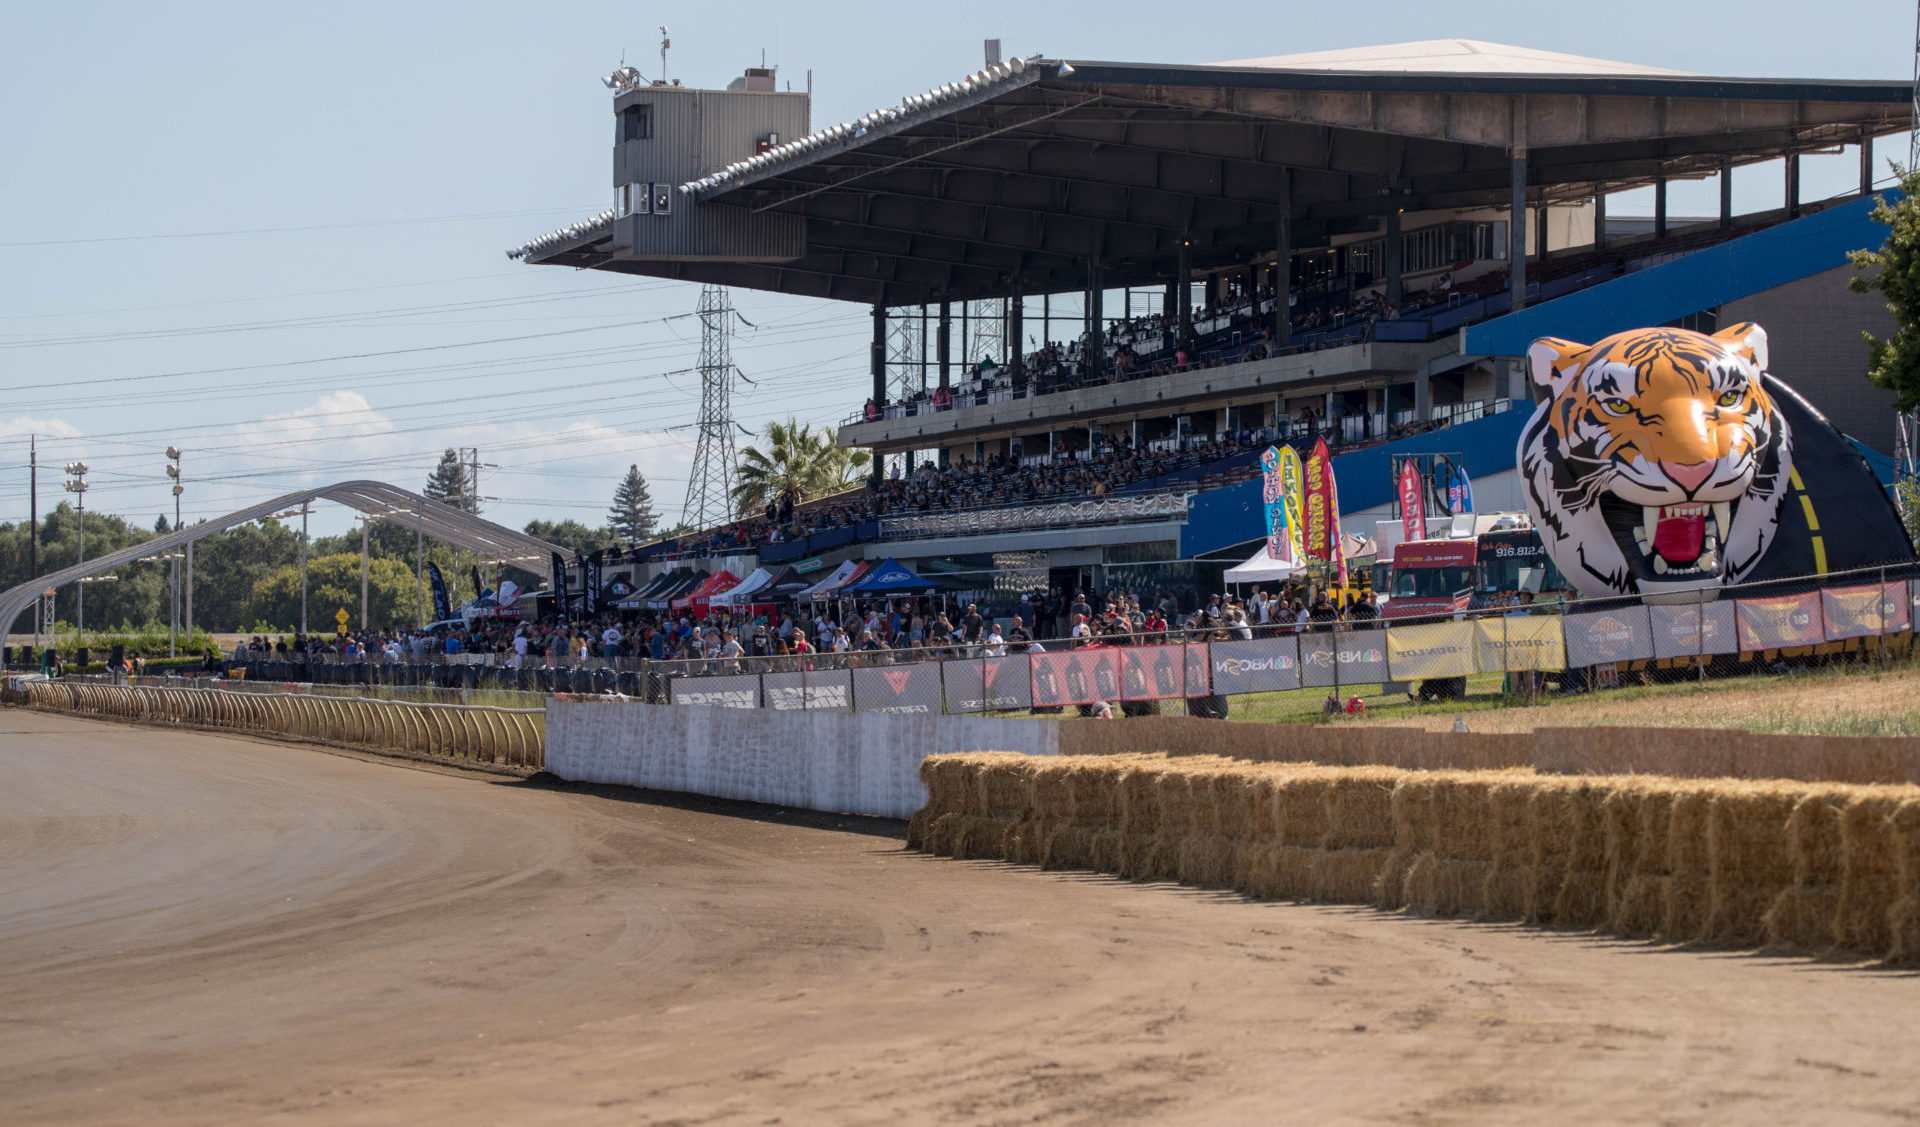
[[1599, 496, 1736, 590]]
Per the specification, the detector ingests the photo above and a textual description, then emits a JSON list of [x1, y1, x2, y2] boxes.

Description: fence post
[[1880, 565, 1889, 671], [1697, 587, 1707, 684]]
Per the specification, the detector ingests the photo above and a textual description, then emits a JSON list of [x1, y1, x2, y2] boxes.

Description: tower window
[[618, 104, 652, 144]]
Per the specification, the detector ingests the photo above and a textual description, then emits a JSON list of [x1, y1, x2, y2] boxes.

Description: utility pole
[[166, 447, 182, 656], [27, 436, 36, 657], [300, 504, 309, 637], [63, 463, 87, 644], [359, 516, 371, 632]]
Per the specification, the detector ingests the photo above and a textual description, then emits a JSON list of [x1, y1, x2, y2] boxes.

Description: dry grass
[[913, 752, 1920, 965]]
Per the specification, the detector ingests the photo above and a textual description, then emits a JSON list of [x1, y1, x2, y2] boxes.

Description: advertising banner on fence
[[1387, 620, 1476, 680], [1300, 629, 1389, 688], [1208, 637, 1299, 695], [762, 669, 852, 712], [1649, 601, 1738, 658], [1185, 642, 1211, 697], [1821, 583, 1911, 641], [851, 663, 943, 714], [1120, 644, 1187, 701], [1736, 592, 1825, 650], [1563, 607, 1655, 666], [669, 674, 761, 709], [1474, 616, 1566, 672], [941, 655, 1033, 713], [1032, 648, 1123, 708]]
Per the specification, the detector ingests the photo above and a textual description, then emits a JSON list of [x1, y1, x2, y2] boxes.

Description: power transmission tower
[[966, 298, 1005, 369], [888, 307, 923, 404], [683, 283, 738, 529]]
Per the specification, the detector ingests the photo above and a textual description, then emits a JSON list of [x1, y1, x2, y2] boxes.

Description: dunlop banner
[[1120, 644, 1187, 701], [1649, 601, 1738, 658], [851, 663, 943, 714], [1032, 648, 1123, 708], [1474, 615, 1566, 672], [941, 654, 1033, 713], [1821, 583, 1910, 641], [1736, 592, 1825, 650], [1386, 620, 1477, 680], [669, 673, 761, 709], [762, 668, 852, 712], [1184, 642, 1211, 697], [1208, 636, 1299, 695], [1300, 629, 1389, 688], [1564, 606, 1655, 666]]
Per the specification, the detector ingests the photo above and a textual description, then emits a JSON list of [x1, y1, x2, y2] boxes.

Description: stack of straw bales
[[907, 753, 1920, 963]]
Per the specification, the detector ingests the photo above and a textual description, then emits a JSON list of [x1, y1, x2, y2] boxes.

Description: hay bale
[[1276, 775, 1333, 847], [1381, 776, 1437, 911], [1117, 765, 1163, 838], [1835, 795, 1903, 958], [1762, 789, 1850, 954], [1885, 798, 1920, 965], [1702, 783, 1801, 948], [1605, 783, 1677, 940], [1306, 848, 1392, 904], [979, 756, 1037, 821], [1659, 790, 1714, 944], [1325, 768, 1401, 850], [1533, 780, 1612, 928], [1481, 779, 1539, 922]]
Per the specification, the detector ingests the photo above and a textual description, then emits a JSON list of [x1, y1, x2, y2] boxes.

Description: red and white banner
[[1398, 459, 1427, 543]]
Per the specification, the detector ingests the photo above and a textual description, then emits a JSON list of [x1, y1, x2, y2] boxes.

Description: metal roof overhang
[[0, 480, 567, 637], [525, 61, 1908, 306]]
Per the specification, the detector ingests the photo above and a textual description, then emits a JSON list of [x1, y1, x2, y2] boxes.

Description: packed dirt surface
[[4, 713, 1918, 1126]]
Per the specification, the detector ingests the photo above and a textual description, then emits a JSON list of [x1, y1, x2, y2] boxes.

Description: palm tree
[[731, 420, 871, 519]]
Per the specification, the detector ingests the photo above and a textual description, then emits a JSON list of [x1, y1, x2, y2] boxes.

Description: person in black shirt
[[960, 603, 984, 649]]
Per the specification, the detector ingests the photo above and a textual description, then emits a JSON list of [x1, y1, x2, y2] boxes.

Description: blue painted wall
[[1462, 191, 1898, 357], [1180, 409, 1532, 558]]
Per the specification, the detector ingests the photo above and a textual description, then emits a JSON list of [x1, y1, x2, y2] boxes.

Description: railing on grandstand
[[877, 491, 1191, 541]]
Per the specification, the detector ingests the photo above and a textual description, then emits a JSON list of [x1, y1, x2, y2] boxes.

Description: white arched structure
[[0, 480, 568, 637]]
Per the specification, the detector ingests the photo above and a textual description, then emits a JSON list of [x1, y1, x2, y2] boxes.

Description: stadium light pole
[[165, 447, 183, 656], [62, 462, 87, 644]]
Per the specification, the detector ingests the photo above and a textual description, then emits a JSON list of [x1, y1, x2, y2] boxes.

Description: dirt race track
[[4, 714, 1918, 1126]]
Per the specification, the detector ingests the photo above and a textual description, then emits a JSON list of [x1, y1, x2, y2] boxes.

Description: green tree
[[730, 420, 870, 519], [251, 553, 423, 632], [1849, 164, 1920, 410], [155, 514, 170, 533], [185, 518, 300, 632], [523, 519, 622, 556], [423, 448, 472, 512], [608, 464, 659, 543]]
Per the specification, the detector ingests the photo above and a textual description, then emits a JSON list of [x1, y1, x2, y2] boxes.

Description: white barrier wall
[[546, 699, 1059, 820]]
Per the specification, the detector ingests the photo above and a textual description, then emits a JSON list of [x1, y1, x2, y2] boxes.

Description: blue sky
[[3, 0, 1911, 537]]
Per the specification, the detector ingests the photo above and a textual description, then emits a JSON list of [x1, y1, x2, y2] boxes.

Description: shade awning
[[798, 559, 867, 601], [845, 557, 938, 594], [1224, 546, 1302, 584]]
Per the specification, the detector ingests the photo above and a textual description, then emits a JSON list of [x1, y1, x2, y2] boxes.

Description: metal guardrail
[[6, 677, 543, 769]]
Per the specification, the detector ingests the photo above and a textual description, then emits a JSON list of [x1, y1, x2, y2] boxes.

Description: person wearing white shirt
[[982, 626, 1007, 657], [512, 631, 529, 668]]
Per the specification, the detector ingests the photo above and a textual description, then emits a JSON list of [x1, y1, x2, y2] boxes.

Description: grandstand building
[[512, 40, 1908, 602]]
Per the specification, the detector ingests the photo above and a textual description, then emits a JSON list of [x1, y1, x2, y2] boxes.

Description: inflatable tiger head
[[1517, 323, 1792, 598]]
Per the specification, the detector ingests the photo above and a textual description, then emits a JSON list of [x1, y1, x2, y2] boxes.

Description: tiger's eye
[[1717, 390, 1742, 408], [1601, 398, 1632, 416]]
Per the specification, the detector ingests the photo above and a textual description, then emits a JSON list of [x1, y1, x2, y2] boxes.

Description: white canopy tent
[[1223, 545, 1301, 584]]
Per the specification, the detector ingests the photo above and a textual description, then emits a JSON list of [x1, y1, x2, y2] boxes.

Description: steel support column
[[1384, 188, 1404, 309], [1274, 173, 1291, 348], [1087, 259, 1105, 380], [1721, 162, 1734, 227], [936, 300, 951, 391], [1654, 176, 1668, 238], [870, 303, 886, 489], [1861, 129, 1875, 195], [1008, 285, 1024, 389], [1176, 238, 1193, 353], [1593, 183, 1608, 250], [1509, 142, 1528, 312], [1786, 152, 1802, 218]]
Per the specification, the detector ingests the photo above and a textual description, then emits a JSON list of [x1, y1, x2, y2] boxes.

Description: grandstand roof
[[517, 40, 1908, 306], [1213, 39, 1695, 77]]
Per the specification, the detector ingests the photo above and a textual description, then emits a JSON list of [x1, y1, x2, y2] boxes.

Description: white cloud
[[0, 416, 83, 441]]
